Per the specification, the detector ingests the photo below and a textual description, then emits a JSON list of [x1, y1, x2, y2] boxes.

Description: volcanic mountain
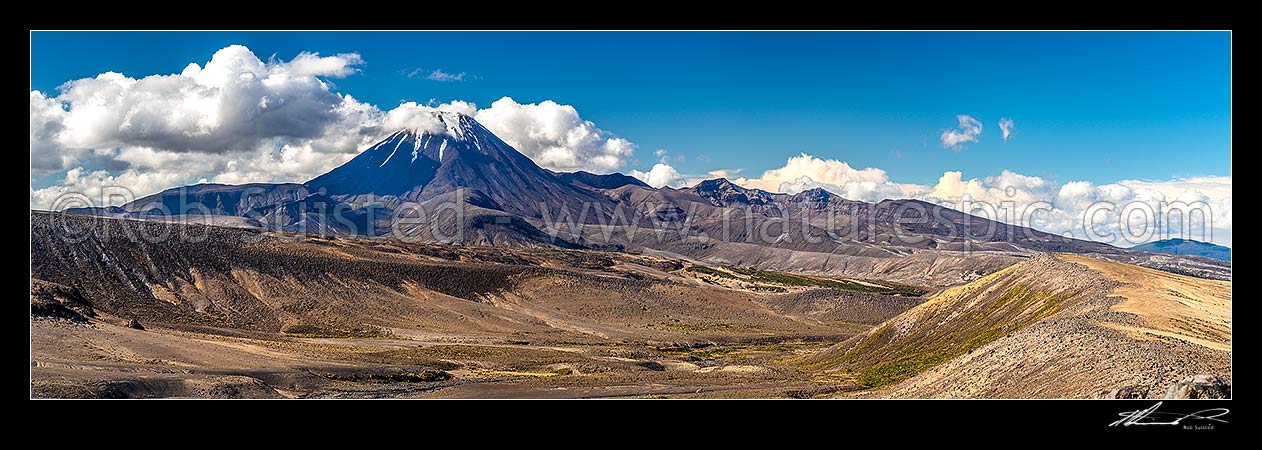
[[306, 112, 611, 220], [60, 111, 1231, 282]]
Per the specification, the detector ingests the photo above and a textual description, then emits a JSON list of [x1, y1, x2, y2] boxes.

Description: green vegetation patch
[[737, 267, 928, 296], [857, 353, 955, 388], [859, 279, 931, 296], [836, 285, 1076, 388], [650, 341, 818, 360], [685, 265, 739, 279], [282, 324, 386, 339], [686, 263, 928, 296]]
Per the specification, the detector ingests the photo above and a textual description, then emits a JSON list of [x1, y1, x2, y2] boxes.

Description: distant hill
[[1133, 238, 1231, 262], [55, 111, 1231, 282], [556, 170, 649, 189]]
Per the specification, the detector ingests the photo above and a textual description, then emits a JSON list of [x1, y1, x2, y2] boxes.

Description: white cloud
[[999, 117, 1015, 142], [275, 51, 365, 78], [29, 45, 1229, 246], [30, 90, 72, 173], [695, 152, 1231, 246], [405, 68, 470, 82], [31, 167, 195, 210], [472, 97, 636, 173], [49, 45, 367, 154], [917, 171, 1231, 246], [30, 45, 382, 205], [382, 100, 478, 134], [426, 69, 467, 82], [726, 153, 907, 202], [704, 169, 739, 179], [1119, 176, 1232, 230], [31, 46, 645, 206], [629, 163, 686, 188], [940, 114, 983, 150]]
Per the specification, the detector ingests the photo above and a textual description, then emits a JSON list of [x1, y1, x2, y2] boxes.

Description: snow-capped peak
[[350, 112, 499, 172], [437, 110, 474, 139], [387, 111, 479, 142]]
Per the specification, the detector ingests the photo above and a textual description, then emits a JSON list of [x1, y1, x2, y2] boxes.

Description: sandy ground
[[847, 254, 1231, 398], [31, 316, 857, 398], [1059, 254, 1231, 352]]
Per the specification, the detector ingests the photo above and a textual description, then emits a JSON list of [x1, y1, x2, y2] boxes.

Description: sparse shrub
[[685, 265, 738, 279]]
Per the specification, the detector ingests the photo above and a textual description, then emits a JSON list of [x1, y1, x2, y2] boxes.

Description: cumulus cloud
[[30, 90, 72, 173], [472, 97, 636, 173], [704, 169, 739, 179], [696, 152, 1231, 246], [1119, 176, 1232, 230], [50, 45, 366, 154], [629, 163, 686, 188], [917, 171, 1231, 246], [380, 97, 637, 174], [382, 100, 478, 134], [31, 45, 645, 208], [940, 114, 983, 150], [726, 153, 908, 202], [276, 51, 365, 78], [29, 46, 1229, 246], [30, 167, 197, 211], [999, 117, 1015, 142], [30, 45, 386, 207]]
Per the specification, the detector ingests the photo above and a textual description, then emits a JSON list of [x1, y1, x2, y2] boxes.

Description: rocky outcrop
[[1165, 374, 1231, 399], [30, 279, 94, 323]]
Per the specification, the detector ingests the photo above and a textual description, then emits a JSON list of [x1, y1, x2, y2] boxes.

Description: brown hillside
[[806, 253, 1231, 398]]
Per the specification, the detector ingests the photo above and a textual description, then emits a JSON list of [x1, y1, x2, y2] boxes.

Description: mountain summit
[[61, 111, 1230, 282], [306, 111, 607, 218]]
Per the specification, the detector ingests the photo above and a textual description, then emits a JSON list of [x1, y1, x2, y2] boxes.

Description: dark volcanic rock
[[31, 301, 89, 323], [30, 279, 94, 323], [1165, 374, 1230, 399], [690, 178, 774, 207]]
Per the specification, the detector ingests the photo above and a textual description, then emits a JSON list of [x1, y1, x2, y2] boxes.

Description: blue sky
[[29, 32, 1233, 245], [31, 31, 1231, 185]]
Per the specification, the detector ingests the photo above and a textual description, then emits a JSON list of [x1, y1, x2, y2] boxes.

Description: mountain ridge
[[1132, 238, 1230, 262], [55, 111, 1231, 282]]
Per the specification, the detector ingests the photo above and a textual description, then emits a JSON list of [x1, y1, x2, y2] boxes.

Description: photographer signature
[[1110, 402, 1230, 427]]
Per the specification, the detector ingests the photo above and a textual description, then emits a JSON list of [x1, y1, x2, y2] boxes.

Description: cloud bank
[[31, 45, 640, 208], [30, 45, 1231, 246], [473, 97, 636, 173], [718, 154, 1231, 246], [728, 154, 909, 203]]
